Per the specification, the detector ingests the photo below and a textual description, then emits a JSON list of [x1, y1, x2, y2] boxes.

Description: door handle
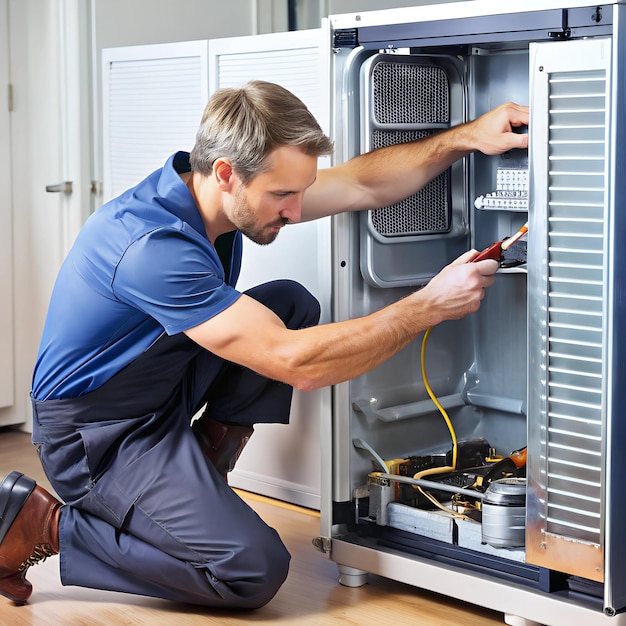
[[45, 181, 73, 194]]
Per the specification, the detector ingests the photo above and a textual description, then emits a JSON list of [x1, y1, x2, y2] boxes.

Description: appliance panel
[[527, 36, 611, 583], [335, 4, 614, 50], [604, 3, 626, 614], [358, 52, 467, 288]]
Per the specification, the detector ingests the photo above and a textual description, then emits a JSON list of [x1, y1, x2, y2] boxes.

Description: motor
[[481, 477, 527, 548]]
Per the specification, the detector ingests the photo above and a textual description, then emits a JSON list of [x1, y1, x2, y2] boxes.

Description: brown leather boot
[[0, 471, 62, 604], [193, 417, 254, 479]]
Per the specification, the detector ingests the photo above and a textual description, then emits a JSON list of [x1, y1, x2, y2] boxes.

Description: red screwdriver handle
[[472, 240, 503, 263]]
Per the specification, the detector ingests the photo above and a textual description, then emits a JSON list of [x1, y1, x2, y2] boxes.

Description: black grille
[[370, 129, 450, 237], [372, 62, 450, 125], [368, 61, 451, 237]]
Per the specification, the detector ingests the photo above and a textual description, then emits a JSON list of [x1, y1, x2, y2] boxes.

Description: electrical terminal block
[[474, 168, 528, 211]]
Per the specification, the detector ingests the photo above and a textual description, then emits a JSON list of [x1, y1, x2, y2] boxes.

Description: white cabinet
[[102, 40, 209, 202], [208, 29, 330, 509]]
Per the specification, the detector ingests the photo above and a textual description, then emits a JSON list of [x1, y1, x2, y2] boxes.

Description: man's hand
[[466, 102, 529, 155], [416, 250, 499, 325], [302, 102, 529, 221]]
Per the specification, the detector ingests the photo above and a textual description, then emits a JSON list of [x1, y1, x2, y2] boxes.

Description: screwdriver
[[472, 221, 528, 263]]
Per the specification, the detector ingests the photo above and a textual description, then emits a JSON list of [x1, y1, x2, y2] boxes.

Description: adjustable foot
[[337, 564, 369, 587]]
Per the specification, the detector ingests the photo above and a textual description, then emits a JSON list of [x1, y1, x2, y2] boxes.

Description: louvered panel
[[104, 44, 207, 200], [216, 48, 325, 130], [544, 68, 606, 544], [207, 30, 328, 509], [108, 57, 202, 194]]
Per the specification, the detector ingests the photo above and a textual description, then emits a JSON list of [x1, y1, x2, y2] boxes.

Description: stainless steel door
[[527, 35, 611, 584]]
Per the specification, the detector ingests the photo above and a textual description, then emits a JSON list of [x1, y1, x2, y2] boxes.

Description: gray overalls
[[31, 280, 320, 609]]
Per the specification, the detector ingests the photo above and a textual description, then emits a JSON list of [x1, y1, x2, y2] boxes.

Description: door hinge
[[549, 8, 572, 39], [312, 536, 332, 554], [7, 84, 13, 112]]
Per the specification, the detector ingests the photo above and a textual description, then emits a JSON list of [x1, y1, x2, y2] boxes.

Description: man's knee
[[288, 280, 321, 329], [244, 280, 321, 330], [202, 530, 291, 609]]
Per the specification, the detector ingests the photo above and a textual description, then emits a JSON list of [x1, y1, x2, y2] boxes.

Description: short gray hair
[[189, 80, 334, 184]]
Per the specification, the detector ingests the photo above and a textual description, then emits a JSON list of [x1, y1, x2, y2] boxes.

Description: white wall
[[92, 0, 286, 48]]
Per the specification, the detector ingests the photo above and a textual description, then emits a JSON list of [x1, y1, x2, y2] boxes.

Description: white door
[[3, 0, 90, 429], [209, 29, 331, 509], [0, 0, 14, 414], [101, 40, 209, 203]]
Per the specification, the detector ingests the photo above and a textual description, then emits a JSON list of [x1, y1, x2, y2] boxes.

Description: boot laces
[[18, 543, 55, 572]]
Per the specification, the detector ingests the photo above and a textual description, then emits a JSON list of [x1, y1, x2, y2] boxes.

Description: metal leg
[[337, 564, 369, 588]]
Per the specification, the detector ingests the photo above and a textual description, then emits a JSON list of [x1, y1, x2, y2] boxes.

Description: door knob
[[45, 181, 73, 194]]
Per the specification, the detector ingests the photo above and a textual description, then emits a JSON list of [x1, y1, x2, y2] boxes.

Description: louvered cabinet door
[[102, 40, 209, 202], [526, 36, 611, 584], [206, 30, 330, 509]]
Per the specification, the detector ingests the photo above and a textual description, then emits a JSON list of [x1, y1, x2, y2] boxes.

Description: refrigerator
[[317, 1, 626, 625]]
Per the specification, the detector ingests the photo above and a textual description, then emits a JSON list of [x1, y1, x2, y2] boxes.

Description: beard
[[230, 187, 288, 246]]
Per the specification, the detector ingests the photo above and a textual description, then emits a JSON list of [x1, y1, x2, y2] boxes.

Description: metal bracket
[[333, 28, 358, 49], [591, 6, 603, 23], [312, 536, 332, 554], [548, 9, 571, 39]]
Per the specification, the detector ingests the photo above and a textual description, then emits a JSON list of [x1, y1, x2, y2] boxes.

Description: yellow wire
[[419, 326, 459, 469], [414, 326, 470, 520]]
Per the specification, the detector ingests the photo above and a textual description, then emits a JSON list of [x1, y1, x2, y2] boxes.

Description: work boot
[[193, 417, 254, 479], [0, 471, 62, 604]]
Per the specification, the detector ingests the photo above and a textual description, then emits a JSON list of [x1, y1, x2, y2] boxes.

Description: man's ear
[[213, 158, 235, 190]]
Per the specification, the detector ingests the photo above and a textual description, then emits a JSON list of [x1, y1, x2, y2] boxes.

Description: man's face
[[225, 145, 317, 246]]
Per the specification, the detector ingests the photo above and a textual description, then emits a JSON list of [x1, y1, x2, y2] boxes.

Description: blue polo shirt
[[32, 152, 243, 401]]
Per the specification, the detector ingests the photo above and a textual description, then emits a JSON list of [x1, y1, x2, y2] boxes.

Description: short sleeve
[[112, 227, 241, 334]]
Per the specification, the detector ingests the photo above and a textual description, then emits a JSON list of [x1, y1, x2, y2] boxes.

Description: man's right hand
[[416, 250, 499, 325]]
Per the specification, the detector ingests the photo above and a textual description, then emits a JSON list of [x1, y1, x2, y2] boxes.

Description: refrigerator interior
[[338, 36, 533, 584]]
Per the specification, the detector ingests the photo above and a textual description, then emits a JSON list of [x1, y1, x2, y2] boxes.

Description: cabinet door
[[526, 36, 611, 584], [208, 29, 330, 509], [101, 40, 209, 202]]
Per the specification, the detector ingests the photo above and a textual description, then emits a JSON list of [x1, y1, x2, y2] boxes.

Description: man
[[0, 81, 528, 608]]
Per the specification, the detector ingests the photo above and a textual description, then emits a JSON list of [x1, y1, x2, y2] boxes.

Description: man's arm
[[301, 102, 529, 221], [184, 251, 497, 391]]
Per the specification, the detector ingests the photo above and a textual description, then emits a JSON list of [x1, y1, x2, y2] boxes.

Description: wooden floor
[[0, 428, 505, 626]]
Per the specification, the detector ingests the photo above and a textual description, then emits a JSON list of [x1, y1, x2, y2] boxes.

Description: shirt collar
[[156, 151, 207, 237]]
